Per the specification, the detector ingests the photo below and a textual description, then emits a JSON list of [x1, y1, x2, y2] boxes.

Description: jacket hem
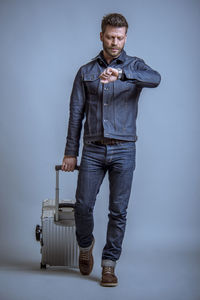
[[84, 133, 137, 143]]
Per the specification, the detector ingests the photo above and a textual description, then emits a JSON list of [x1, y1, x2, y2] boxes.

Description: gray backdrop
[[0, 0, 200, 299]]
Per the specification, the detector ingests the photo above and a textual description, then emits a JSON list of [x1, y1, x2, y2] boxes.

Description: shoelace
[[103, 266, 114, 274], [80, 250, 90, 261]]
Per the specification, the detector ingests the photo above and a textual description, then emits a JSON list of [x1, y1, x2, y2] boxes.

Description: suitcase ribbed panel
[[41, 217, 79, 268], [40, 199, 79, 268]]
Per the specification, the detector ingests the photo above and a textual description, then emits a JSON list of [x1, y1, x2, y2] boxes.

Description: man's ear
[[100, 32, 103, 42], [125, 34, 127, 43]]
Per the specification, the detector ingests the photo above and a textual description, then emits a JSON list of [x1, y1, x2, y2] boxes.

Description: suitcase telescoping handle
[[55, 165, 80, 171], [54, 165, 80, 221]]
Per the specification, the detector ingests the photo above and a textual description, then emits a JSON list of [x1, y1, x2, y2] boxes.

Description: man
[[62, 13, 161, 287]]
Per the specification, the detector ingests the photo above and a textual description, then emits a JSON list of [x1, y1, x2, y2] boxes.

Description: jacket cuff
[[64, 149, 78, 157]]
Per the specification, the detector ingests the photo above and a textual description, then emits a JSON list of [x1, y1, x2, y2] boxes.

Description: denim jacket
[[64, 50, 161, 156]]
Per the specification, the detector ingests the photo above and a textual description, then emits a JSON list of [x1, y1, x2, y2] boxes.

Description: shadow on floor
[[0, 259, 99, 282]]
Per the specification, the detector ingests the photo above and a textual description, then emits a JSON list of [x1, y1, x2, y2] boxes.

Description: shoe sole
[[100, 282, 118, 287]]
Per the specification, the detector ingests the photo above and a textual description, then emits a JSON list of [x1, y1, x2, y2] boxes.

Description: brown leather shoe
[[79, 239, 95, 275], [100, 266, 118, 287]]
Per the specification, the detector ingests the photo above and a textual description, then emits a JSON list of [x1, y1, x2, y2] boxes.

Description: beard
[[103, 42, 124, 59]]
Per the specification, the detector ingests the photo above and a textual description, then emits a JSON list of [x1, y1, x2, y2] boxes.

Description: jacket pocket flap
[[83, 73, 99, 81]]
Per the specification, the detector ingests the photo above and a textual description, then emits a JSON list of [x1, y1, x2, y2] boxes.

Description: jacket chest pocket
[[117, 80, 136, 92], [83, 73, 100, 95]]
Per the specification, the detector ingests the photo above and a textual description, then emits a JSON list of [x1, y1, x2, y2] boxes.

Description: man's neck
[[102, 50, 120, 65]]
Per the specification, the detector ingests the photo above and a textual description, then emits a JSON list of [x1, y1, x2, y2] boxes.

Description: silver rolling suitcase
[[35, 165, 79, 269]]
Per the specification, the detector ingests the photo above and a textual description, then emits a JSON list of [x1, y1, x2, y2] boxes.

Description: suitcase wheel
[[40, 262, 46, 269], [35, 225, 42, 241]]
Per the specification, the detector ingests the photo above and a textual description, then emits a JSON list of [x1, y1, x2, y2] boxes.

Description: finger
[[107, 68, 118, 77], [101, 75, 109, 80], [67, 163, 74, 172], [101, 72, 111, 79], [106, 68, 112, 75], [100, 80, 109, 84], [101, 79, 108, 83], [62, 162, 67, 171], [65, 164, 71, 172], [99, 73, 108, 79], [100, 69, 111, 77], [66, 164, 71, 172], [104, 69, 110, 75], [71, 164, 76, 171], [71, 163, 76, 172], [61, 164, 66, 171]]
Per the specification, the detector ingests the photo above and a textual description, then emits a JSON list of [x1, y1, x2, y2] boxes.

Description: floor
[[0, 246, 199, 300]]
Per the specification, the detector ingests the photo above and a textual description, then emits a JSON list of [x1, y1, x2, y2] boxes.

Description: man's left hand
[[99, 68, 119, 84]]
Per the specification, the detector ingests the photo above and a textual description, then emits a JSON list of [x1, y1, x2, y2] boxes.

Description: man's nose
[[112, 38, 118, 45]]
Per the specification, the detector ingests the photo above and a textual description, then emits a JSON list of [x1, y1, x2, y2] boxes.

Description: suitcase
[[35, 165, 79, 269]]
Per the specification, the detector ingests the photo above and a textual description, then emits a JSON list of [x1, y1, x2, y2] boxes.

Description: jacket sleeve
[[64, 68, 85, 157], [123, 58, 161, 88]]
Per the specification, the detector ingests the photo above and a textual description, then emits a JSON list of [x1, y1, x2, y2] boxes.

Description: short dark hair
[[101, 13, 128, 33]]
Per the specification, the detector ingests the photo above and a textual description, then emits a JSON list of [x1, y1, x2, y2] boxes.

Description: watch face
[[117, 68, 122, 79]]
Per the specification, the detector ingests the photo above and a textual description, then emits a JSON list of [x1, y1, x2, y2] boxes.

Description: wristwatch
[[117, 68, 123, 80]]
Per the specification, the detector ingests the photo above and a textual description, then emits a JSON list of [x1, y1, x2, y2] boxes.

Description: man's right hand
[[61, 156, 77, 172]]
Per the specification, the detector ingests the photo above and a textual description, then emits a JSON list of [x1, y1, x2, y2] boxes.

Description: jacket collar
[[92, 49, 127, 65]]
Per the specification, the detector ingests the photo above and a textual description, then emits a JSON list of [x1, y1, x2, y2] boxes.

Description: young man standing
[[62, 13, 161, 287]]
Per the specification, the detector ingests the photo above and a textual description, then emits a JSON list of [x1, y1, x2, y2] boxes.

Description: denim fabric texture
[[65, 50, 161, 265], [75, 141, 136, 262], [64, 50, 161, 157]]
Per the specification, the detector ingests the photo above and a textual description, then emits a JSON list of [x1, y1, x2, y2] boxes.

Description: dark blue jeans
[[75, 141, 136, 265]]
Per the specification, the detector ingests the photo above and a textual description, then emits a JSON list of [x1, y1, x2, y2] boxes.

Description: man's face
[[100, 25, 127, 59]]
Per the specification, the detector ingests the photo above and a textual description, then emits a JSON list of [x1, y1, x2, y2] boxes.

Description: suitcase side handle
[[55, 165, 80, 171], [59, 203, 75, 208], [55, 164, 79, 221]]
